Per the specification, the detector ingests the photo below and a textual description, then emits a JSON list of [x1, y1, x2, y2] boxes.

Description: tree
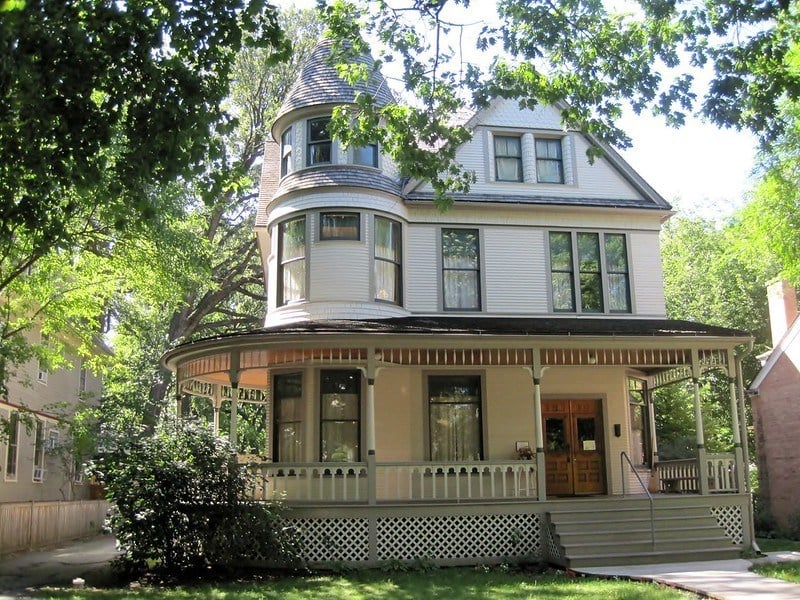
[[0, 0, 288, 296], [320, 0, 800, 206], [104, 8, 325, 422]]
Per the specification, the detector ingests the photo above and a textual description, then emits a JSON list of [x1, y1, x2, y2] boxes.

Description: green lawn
[[36, 568, 692, 599], [756, 538, 800, 553], [751, 561, 800, 583]]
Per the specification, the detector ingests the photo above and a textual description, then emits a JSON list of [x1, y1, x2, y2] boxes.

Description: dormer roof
[[271, 39, 395, 139]]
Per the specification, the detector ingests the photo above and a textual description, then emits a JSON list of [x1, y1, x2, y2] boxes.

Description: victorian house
[[163, 41, 754, 568]]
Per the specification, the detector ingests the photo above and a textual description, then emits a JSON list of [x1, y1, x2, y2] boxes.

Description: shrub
[[90, 419, 299, 575]]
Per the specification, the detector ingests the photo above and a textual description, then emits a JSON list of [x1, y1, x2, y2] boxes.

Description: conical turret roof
[[272, 39, 394, 134]]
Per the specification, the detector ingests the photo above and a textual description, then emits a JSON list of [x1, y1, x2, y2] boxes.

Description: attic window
[[307, 117, 331, 165], [536, 138, 564, 184], [494, 136, 522, 182]]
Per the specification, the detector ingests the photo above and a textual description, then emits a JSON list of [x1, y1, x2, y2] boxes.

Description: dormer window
[[307, 117, 331, 165], [536, 138, 564, 184], [494, 136, 522, 182], [353, 143, 378, 167], [280, 127, 293, 177]]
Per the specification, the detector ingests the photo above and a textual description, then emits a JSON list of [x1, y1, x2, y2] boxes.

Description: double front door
[[542, 399, 606, 496]]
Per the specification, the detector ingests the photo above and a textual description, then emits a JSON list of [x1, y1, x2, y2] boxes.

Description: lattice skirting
[[286, 513, 543, 566], [710, 505, 744, 545]]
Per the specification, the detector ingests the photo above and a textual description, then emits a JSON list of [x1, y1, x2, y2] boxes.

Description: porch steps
[[547, 500, 741, 568]]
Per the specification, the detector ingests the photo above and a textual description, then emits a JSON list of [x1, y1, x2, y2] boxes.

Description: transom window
[[278, 216, 306, 305], [549, 231, 631, 313], [280, 126, 293, 177], [274, 372, 304, 462], [374, 216, 402, 304], [354, 144, 378, 167], [442, 228, 481, 311], [536, 138, 564, 184], [307, 117, 331, 165], [428, 375, 483, 461], [494, 135, 522, 182], [320, 370, 361, 462], [320, 212, 360, 241]]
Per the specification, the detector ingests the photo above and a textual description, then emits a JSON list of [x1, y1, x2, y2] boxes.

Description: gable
[[406, 97, 669, 210], [751, 316, 800, 390]]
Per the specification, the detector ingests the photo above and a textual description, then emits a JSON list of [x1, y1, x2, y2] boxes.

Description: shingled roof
[[274, 39, 395, 126]]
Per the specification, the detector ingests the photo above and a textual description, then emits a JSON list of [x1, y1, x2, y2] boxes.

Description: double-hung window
[[494, 135, 522, 182], [428, 375, 483, 461], [280, 127, 293, 177], [374, 216, 402, 304], [536, 138, 564, 184], [442, 228, 481, 311], [33, 420, 45, 482], [278, 216, 306, 305], [274, 372, 303, 462], [307, 117, 331, 165], [37, 334, 48, 384], [4, 412, 19, 480], [354, 143, 378, 167], [320, 370, 360, 462], [549, 231, 631, 313]]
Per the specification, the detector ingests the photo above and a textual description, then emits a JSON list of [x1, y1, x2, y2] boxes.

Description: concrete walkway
[[1, 536, 800, 599], [578, 551, 800, 599]]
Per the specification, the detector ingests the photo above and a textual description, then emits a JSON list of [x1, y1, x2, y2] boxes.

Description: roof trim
[[750, 315, 800, 389]]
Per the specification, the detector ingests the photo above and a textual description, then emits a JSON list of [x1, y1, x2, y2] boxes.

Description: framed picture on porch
[[515, 441, 529, 452]]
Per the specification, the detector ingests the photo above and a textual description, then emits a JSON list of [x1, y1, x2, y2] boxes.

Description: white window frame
[[32, 420, 45, 483], [493, 135, 523, 182], [280, 126, 293, 177], [306, 117, 332, 166], [441, 228, 482, 312], [353, 143, 378, 168], [426, 373, 484, 462], [277, 216, 307, 306], [535, 137, 565, 184], [374, 216, 403, 305]]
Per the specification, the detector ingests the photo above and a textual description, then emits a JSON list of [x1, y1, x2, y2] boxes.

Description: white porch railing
[[657, 453, 738, 494], [244, 460, 537, 504]]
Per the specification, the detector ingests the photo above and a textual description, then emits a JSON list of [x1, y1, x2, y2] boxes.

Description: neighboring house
[[162, 41, 754, 568], [750, 281, 800, 532], [0, 324, 104, 503]]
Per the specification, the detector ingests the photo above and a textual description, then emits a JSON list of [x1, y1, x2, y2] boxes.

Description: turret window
[[280, 127, 293, 177], [354, 143, 378, 167], [375, 216, 402, 304], [278, 216, 306, 305], [320, 212, 360, 241], [307, 117, 331, 165]]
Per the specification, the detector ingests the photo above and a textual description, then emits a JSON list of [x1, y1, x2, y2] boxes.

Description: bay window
[[549, 231, 631, 313], [320, 370, 361, 462], [442, 228, 481, 311], [278, 216, 306, 305], [374, 216, 402, 304], [428, 375, 483, 461]]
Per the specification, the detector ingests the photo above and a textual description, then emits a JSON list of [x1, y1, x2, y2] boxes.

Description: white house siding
[[629, 231, 667, 317], [483, 227, 548, 314], [310, 242, 370, 302], [405, 225, 440, 313]]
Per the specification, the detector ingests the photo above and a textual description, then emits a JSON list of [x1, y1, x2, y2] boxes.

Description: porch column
[[691, 349, 709, 495], [532, 351, 546, 501], [366, 349, 377, 506], [727, 350, 746, 493], [212, 384, 222, 436], [228, 351, 241, 450], [646, 384, 659, 467]]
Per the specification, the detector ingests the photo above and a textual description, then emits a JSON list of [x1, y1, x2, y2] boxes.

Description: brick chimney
[[767, 280, 799, 346]]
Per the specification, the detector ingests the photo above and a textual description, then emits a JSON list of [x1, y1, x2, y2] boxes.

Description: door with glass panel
[[542, 399, 605, 495]]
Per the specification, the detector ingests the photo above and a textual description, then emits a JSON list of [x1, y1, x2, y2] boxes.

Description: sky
[[277, 0, 760, 219]]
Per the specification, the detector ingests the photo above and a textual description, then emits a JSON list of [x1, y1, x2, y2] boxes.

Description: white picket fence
[[0, 500, 109, 555]]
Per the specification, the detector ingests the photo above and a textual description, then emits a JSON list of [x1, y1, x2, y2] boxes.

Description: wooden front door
[[542, 399, 606, 496]]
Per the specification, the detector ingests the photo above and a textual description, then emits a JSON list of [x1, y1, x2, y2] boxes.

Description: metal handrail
[[620, 451, 655, 550]]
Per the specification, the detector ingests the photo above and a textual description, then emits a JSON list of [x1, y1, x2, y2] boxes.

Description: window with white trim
[[442, 228, 481, 311], [374, 216, 402, 304], [307, 117, 331, 165], [494, 135, 522, 182], [37, 334, 48, 384], [277, 216, 306, 305], [5, 412, 19, 480], [549, 231, 631, 313], [33, 420, 45, 482], [428, 375, 483, 461], [535, 138, 564, 184], [280, 126, 293, 177]]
